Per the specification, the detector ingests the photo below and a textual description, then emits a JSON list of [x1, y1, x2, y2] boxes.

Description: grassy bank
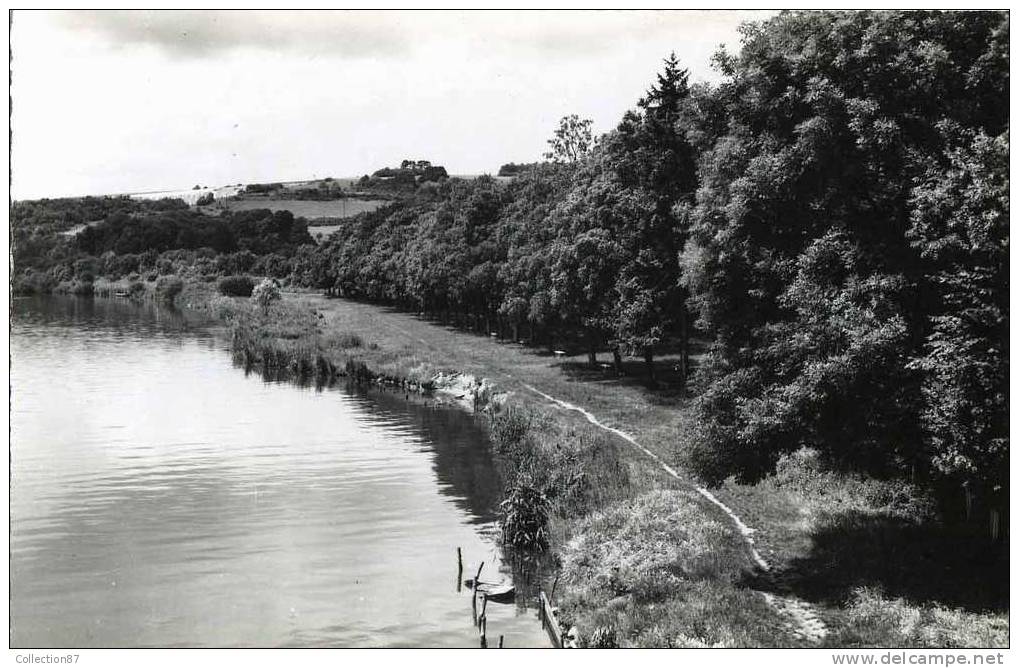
[[182, 285, 1007, 648]]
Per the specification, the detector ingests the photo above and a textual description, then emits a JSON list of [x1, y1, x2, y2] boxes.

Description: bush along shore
[[175, 283, 1007, 649]]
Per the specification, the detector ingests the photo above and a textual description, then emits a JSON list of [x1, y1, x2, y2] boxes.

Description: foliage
[[543, 114, 594, 164], [252, 278, 283, 314], [497, 162, 537, 176], [154, 275, 184, 303], [218, 275, 255, 297], [680, 11, 1008, 497], [500, 482, 551, 550], [827, 587, 1007, 648], [76, 208, 313, 256], [907, 130, 1009, 495]]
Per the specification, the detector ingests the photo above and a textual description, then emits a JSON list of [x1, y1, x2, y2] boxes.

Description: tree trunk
[[612, 346, 623, 376], [679, 304, 689, 385], [644, 349, 656, 385]]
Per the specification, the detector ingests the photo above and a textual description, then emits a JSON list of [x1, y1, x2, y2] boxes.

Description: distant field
[[309, 224, 344, 240], [219, 198, 388, 220]]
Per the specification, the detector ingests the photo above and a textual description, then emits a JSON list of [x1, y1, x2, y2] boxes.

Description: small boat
[[475, 583, 516, 604]]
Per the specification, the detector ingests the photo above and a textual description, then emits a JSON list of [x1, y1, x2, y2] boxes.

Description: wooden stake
[[475, 561, 485, 585], [498, 635, 504, 649], [457, 547, 463, 593]]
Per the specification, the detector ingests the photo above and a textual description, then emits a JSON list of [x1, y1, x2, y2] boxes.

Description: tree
[[908, 129, 1008, 514], [253, 278, 282, 314], [680, 10, 1008, 485], [595, 53, 698, 383], [543, 114, 594, 164]]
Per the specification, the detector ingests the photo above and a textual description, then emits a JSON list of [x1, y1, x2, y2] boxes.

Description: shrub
[[588, 627, 619, 648], [155, 275, 184, 303], [69, 279, 94, 296], [490, 409, 535, 460], [218, 275, 255, 297], [500, 482, 550, 550], [332, 332, 363, 349], [252, 278, 282, 314]]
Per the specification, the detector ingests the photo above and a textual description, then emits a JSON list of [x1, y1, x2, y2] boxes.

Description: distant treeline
[[76, 208, 313, 255], [11, 195, 189, 234], [12, 204, 314, 293], [497, 162, 538, 176], [291, 11, 1008, 509]]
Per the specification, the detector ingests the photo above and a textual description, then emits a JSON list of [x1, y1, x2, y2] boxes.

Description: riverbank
[[180, 284, 1008, 648]]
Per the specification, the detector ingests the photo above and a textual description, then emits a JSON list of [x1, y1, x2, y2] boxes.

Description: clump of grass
[[500, 482, 551, 550], [556, 490, 781, 647], [827, 588, 1008, 648], [488, 405, 632, 520], [561, 490, 754, 596], [767, 448, 936, 522], [331, 332, 364, 349]]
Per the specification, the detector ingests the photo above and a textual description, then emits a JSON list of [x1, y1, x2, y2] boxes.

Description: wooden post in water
[[498, 635, 504, 649], [456, 547, 463, 593]]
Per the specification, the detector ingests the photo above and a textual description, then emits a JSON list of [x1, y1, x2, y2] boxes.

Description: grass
[[181, 285, 1007, 648], [555, 490, 793, 648]]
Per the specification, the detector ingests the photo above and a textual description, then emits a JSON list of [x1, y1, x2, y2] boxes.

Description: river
[[10, 295, 549, 648]]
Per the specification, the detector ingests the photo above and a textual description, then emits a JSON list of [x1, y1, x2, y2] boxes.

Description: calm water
[[11, 296, 548, 648]]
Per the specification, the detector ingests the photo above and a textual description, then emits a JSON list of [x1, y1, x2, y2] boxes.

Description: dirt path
[[523, 384, 771, 572]]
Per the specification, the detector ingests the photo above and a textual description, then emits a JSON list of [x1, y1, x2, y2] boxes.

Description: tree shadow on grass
[[747, 511, 1008, 613], [555, 358, 693, 403]]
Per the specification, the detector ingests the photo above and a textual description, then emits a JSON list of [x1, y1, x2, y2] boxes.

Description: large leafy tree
[[681, 11, 1008, 488], [908, 128, 1009, 504]]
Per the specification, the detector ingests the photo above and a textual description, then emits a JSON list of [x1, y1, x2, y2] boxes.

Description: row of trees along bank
[[292, 11, 1008, 527]]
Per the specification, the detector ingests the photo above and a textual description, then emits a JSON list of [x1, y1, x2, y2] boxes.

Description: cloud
[[54, 10, 411, 58], [48, 10, 771, 61]]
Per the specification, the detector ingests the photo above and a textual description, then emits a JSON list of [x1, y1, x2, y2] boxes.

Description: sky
[[10, 10, 775, 200]]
